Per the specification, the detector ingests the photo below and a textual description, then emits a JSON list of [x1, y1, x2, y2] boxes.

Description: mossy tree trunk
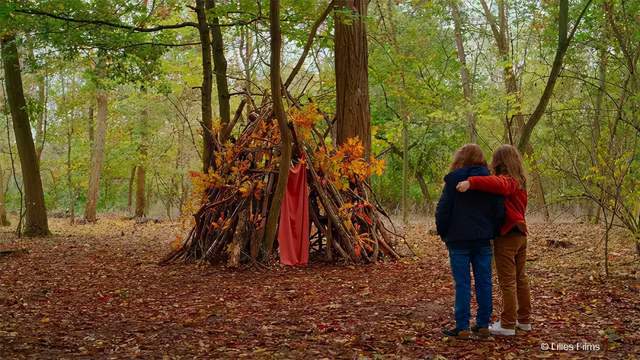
[[1, 34, 49, 236]]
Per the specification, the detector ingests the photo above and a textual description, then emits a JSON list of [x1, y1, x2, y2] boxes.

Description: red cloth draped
[[278, 162, 310, 266]]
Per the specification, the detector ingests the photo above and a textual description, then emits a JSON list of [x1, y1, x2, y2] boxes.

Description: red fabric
[[468, 175, 528, 235], [278, 163, 310, 266]]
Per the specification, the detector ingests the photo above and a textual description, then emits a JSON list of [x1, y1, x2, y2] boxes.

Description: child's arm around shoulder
[[466, 175, 519, 196]]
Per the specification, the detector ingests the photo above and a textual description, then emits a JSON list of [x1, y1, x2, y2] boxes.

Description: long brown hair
[[450, 144, 487, 171], [490, 144, 527, 189]]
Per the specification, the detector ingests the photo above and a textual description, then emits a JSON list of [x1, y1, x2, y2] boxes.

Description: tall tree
[[84, 72, 108, 223], [34, 72, 47, 162], [135, 89, 149, 218], [334, 0, 371, 158], [195, 0, 215, 172], [479, 0, 524, 140], [207, 0, 231, 141], [0, 162, 10, 226], [449, 0, 477, 143], [1, 34, 50, 236], [517, 0, 593, 152], [262, 0, 292, 257]]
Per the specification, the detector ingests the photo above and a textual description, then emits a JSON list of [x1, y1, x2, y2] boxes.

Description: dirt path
[[1, 218, 638, 358]]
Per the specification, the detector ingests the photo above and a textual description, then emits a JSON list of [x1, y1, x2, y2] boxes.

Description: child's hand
[[456, 181, 470, 192]]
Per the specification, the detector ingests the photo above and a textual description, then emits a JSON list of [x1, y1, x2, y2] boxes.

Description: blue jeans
[[448, 245, 493, 330]]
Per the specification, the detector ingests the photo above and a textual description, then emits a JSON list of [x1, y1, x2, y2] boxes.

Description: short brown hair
[[450, 144, 487, 171], [491, 144, 527, 189]]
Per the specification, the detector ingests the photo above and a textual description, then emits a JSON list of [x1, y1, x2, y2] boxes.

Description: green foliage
[[0, 0, 636, 231]]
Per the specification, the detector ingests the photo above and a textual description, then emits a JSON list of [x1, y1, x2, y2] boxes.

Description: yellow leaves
[[239, 181, 253, 198], [370, 157, 386, 176], [339, 202, 355, 215], [351, 159, 369, 179], [239, 179, 266, 199], [334, 178, 350, 191], [189, 170, 224, 195], [289, 104, 322, 140]]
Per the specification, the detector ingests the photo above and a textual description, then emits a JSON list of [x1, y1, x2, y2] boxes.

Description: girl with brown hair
[[436, 144, 504, 340], [456, 144, 531, 336]]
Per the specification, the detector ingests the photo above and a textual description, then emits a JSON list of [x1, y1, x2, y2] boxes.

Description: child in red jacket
[[456, 144, 531, 336]]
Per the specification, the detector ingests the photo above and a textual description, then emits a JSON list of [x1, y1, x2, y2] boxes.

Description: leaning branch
[[517, 0, 592, 153], [283, 0, 335, 89], [15, 8, 198, 32]]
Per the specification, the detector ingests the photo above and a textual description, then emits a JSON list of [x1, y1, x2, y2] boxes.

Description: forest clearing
[[1, 217, 639, 358], [1, 0, 639, 358]]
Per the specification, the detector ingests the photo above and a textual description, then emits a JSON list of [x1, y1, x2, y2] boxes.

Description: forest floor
[[0, 215, 639, 359]]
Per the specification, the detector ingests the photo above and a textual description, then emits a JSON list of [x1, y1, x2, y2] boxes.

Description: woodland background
[[0, 0, 639, 357], [0, 0, 637, 243]]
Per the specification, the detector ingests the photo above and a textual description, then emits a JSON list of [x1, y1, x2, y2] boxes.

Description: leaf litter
[[0, 217, 638, 358]]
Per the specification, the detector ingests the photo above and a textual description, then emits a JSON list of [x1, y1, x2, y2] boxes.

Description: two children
[[436, 144, 531, 339]]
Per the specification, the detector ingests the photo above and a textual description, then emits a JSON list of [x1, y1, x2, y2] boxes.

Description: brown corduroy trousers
[[493, 232, 532, 329]]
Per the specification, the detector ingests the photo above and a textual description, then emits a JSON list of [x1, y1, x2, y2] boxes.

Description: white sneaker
[[516, 321, 532, 331], [489, 321, 516, 336]]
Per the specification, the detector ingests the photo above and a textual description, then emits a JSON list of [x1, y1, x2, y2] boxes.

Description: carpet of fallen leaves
[[1, 215, 639, 359]]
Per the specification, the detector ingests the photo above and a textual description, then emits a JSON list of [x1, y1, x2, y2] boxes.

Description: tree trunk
[[63, 75, 76, 225], [240, 26, 254, 119], [66, 106, 75, 225], [207, 0, 231, 141], [402, 116, 408, 224], [0, 164, 10, 226], [135, 91, 148, 218], [196, 0, 215, 172], [145, 179, 151, 216], [128, 165, 136, 213], [84, 86, 108, 222], [449, 0, 477, 142], [479, 0, 525, 141], [515, 0, 591, 222], [334, 0, 371, 158], [88, 104, 95, 159], [415, 171, 432, 213], [1, 34, 50, 236], [135, 166, 146, 218], [591, 45, 607, 223], [262, 0, 292, 257], [35, 72, 46, 162], [176, 119, 187, 216]]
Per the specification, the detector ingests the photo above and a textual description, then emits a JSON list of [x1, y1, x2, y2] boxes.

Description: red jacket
[[468, 175, 528, 236]]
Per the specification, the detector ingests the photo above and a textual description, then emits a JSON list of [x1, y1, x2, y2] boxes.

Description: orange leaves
[[289, 103, 322, 140], [338, 137, 365, 159], [313, 137, 387, 189], [231, 160, 251, 177], [350, 159, 369, 179]]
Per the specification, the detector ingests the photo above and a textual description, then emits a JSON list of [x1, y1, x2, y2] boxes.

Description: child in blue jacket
[[435, 144, 504, 340]]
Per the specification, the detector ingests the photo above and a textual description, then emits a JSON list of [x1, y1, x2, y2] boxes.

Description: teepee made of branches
[[161, 102, 401, 266]]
